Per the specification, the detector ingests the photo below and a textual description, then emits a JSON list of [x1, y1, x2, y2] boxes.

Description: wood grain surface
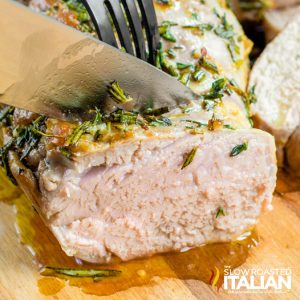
[[0, 170, 300, 300]]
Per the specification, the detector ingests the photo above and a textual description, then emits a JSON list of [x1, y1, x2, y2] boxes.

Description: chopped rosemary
[[230, 142, 248, 157], [191, 12, 199, 20], [176, 62, 194, 70], [16, 116, 46, 161], [198, 56, 219, 74], [192, 69, 206, 82], [202, 78, 227, 101], [0, 115, 46, 184], [202, 99, 217, 111], [216, 207, 225, 218], [167, 48, 176, 58], [248, 85, 257, 104], [179, 73, 191, 86], [159, 21, 177, 42], [65, 121, 89, 146], [157, 47, 179, 77], [223, 124, 235, 130], [181, 147, 197, 169], [0, 139, 16, 184], [143, 106, 169, 116], [44, 266, 121, 278], [182, 23, 213, 31], [214, 12, 240, 64], [59, 147, 73, 159], [241, 85, 257, 127], [146, 116, 172, 127], [0, 106, 14, 123], [108, 81, 133, 104], [214, 21, 235, 39]]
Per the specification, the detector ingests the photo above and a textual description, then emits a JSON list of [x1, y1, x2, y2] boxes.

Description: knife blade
[[0, 0, 197, 121]]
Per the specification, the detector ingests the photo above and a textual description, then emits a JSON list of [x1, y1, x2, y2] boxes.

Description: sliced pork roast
[[5, 114, 276, 263], [249, 15, 300, 173], [0, 0, 277, 263], [264, 5, 300, 41]]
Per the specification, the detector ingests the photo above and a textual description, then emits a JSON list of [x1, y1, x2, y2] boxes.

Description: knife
[[0, 0, 197, 122]]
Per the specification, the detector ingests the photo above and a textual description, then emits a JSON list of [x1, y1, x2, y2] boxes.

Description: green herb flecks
[[248, 85, 257, 104], [179, 73, 191, 86], [182, 120, 208, 128], [181, 147, 197, 169], [191, 12, 199, 20], [59, 147, 73, 159], [43, 266, 121, 280], [216, 207, 225, 218], [110, 110, 138, 126], [143, 106, 169, 116], [182, 23, 213, 32], [0, 106, 14, 123], [167, 48, 177, 58], [0, 115, 47, 184], [0, 139, 16, 184], [192, 69, 206, 82], [146, 116, 172, 127], [230, 142, 248, 157], [202, 78, 228, 101], [15, 116, 47, 162], [198, 56, 219, 74], [202, 100, 217, 111], [214, 11, 241, 64], [223, 124, 236, 130], [176, 62, 194, 70], [159, 20, 177, 42], [108, 81, 133, 104], [156, 43, 179, 77], [242, 85, 257, 127]]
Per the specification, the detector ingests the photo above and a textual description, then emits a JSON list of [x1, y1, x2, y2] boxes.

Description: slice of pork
[[264, 5, 300, 41], [31, 128, 275, 263], [249, 15, 300, 170], [272, 0, 300, 9], [286, 125, 300, 176]]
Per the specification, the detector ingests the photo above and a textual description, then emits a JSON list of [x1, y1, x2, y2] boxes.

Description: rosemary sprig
[[43, 266, 121, 279], [182, 23, 213, 32], [176, 62, 194, 70], [181, 147, 197, 169], [0, 106, 14, 123], [202, 78, 227, 101], [230, 142, 248, 157], [192, 69, 206, 82], [143, 107, 169, 116], [108, 81, 133, 104], [159, 20, 177, 42], [216, 207, 225, 218], [214, 11, 241, 64], [198, 56, 219, 74]]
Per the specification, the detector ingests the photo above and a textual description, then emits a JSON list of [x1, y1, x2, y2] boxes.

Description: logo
[[210, 266, 292, 294]]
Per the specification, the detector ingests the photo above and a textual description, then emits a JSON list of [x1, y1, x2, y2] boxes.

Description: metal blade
[[0, 0, 196, 121]]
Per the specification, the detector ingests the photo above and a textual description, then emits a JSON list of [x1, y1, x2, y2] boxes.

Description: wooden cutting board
[[0, 170, 300, 300]]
